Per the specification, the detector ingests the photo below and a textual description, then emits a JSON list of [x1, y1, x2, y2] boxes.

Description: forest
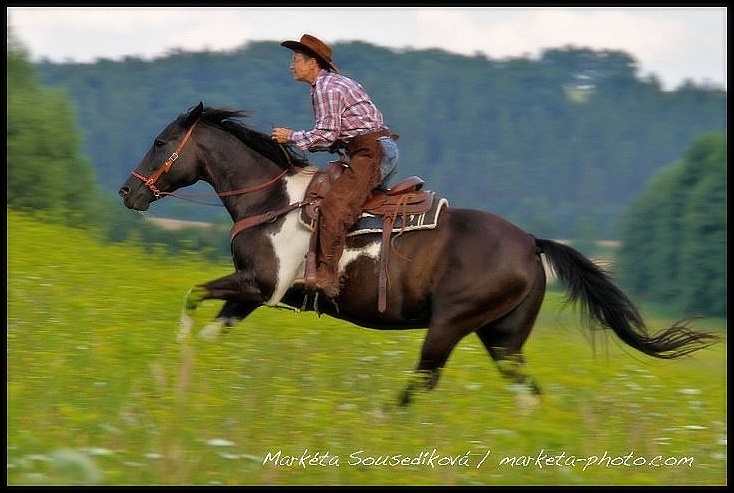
[[31, 39, 726, 239], [7, 29, 727, 318]]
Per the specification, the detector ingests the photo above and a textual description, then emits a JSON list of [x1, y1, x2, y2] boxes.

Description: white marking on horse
[[199, 319, 226, 339], [340, 241, 380, 269], [264, 168, 385, 305], [264, 170, 314, 306]]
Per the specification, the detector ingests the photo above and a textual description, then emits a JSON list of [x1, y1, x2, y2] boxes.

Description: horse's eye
[[154, 139, 164, 148]]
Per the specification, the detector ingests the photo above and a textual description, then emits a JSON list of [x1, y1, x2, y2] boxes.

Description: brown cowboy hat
[[281, 34, 339, 73]]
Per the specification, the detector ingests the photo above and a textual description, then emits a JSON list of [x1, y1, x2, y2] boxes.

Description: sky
[[7, 6, 727, 91]]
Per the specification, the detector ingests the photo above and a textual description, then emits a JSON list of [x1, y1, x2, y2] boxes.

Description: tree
[[7, 26, 100, 223], [617, 132, 726, 318], [677, 135, 727, 316]]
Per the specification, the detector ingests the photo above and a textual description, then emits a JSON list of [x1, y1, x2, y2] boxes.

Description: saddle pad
[[349, 195, 449, 236]]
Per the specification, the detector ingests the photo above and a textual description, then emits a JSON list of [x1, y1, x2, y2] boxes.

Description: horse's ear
[[186, 102, 204, 125]]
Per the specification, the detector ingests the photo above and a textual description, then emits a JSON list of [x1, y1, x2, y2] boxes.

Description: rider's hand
[[271, 127, 292, 144]]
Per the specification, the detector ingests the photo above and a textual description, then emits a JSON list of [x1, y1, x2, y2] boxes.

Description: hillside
[[34, 43, 726, 238]]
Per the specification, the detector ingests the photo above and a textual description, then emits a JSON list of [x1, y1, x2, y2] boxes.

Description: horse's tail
[[535, 238, 719, 359]]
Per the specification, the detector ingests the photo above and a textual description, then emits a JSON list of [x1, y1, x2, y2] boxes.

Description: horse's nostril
[[119, 187, 129, 197]]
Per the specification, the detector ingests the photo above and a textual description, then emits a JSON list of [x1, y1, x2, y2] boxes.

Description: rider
[[272, 34, 398, 299]]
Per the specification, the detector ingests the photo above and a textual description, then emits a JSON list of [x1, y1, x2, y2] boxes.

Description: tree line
[[6, 27, 726, 318], [617, 132, 726, 317], [31, 39, 726, 239]]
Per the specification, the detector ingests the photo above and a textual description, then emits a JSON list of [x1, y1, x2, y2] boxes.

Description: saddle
[[301, 160, 441, 312], [301, 161, 433, 226]]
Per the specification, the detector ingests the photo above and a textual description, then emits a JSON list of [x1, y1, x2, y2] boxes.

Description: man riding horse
[[271, 33, 399, 299]]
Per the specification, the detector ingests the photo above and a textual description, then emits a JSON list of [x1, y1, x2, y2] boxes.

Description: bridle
[[130, 118, 292, 201], [129, 118, 312, 240], [131, 119, 200, 198]]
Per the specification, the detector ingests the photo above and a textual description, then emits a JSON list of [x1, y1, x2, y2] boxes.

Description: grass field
[[6, 209, 727, 485]]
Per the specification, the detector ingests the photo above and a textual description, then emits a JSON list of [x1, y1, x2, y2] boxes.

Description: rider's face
[[290, 53, 319, 83]]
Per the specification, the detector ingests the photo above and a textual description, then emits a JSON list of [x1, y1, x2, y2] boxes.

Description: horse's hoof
[[510, 385, 541, 414], [397, 390, 412, 407], [199, 321, 224, 340], [373, 403, 391, 420]]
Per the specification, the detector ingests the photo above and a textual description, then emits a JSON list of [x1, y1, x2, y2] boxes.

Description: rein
[[130, 118, 312, 240], [132, 119, 199, 198], [160, 167, 291, 206], [130, 119, 294, 204], [229, 200, 309, 241]]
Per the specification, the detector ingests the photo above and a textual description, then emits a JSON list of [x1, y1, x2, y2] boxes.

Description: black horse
[[119, 102, 718, 406]]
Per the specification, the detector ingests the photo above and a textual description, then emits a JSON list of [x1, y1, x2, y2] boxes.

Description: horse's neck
[[203, 145, 286, 218]]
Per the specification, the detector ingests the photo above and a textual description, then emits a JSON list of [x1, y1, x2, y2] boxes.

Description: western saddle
[[301, 160, 436, 312]]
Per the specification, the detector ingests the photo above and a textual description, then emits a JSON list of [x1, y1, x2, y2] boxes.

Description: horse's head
[[119, 102, 204, 211]]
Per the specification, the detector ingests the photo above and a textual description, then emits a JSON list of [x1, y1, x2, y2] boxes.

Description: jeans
[[377, 135, 399, 190]]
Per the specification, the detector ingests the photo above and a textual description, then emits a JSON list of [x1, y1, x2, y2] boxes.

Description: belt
[[345, 128, 393, 154]]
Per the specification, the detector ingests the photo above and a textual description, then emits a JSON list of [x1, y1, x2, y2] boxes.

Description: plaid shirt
[[290, 70, 387, 151]]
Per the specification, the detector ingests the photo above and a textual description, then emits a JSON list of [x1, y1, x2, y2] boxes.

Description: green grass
[[7, 209, 727, 485]]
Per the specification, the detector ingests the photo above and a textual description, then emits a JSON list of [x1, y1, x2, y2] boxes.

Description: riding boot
[[314, 129, 388, 298], [315, 256, 340, 298]]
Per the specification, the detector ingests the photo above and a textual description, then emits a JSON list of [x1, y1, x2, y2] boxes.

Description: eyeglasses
[[291, 54, 311, 64]]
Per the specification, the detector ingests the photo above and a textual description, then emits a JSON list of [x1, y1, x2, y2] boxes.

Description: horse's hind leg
[[397, 257, 545, 407], [476, 324, 542, 415], [483, 345, 541, 394], [398, 369, 440, 407], [476, 267, 546, 397], [477, 320, 541, 395], [398, 326, 467, 407]]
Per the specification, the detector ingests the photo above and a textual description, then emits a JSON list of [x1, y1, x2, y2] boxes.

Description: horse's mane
[[180, 106, 311, 169]]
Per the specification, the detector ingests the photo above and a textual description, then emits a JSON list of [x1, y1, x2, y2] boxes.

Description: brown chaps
[[316, 129, 390, 282]]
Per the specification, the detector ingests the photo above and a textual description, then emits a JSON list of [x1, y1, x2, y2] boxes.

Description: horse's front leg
[[198, 300, 260, 340], [178, 285, 206, 342], [178, 271, 266, 342]]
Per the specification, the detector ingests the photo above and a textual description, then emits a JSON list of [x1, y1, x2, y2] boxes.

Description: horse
[[118, 102, 719, 407]]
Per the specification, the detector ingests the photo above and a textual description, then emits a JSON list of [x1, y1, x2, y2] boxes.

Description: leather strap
[[378, 214, 394, 313], [230, 201, 308, 241]]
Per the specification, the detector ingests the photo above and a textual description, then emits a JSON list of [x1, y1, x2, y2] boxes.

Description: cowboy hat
[[281, 34, 339, 73]]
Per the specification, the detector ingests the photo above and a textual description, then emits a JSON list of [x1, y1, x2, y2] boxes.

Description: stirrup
[[303, 252, 318, 291]]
